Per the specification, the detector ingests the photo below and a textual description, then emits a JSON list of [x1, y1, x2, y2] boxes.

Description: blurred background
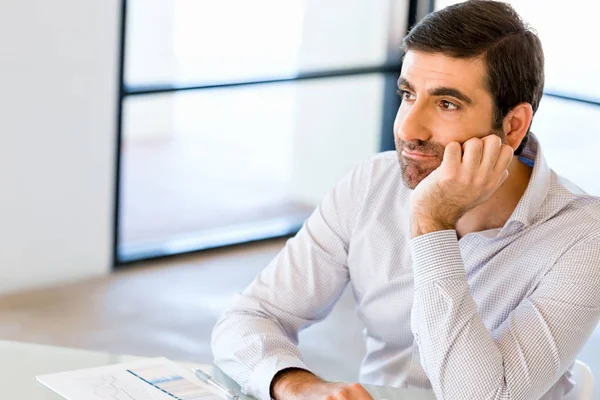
[[118, 0, 407, 262], [118, 0, 600, 263], [0, 0, 599, 395]]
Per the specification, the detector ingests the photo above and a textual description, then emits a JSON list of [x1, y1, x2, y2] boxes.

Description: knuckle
[[442, 167, 458, 178], [438, 175, 453, 186], [336, 390, 350, 400], [474, 176, 487, 187], [458, 174, 471, 185], [486, 134, 501, 143], [501, 144, 514, 154]]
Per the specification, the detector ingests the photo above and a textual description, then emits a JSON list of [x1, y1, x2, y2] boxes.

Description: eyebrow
[[397, 77, 473, 105], [397, 77, 414, 92]]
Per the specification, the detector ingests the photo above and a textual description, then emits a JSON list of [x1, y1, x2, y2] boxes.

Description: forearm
[[408, 230, 582, 400], [212, 306, 309, 400], [412, 276, 508, 398], [409, 230, 504, 398]]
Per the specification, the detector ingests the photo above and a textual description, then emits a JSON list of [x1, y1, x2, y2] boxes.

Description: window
[[117, 0, 410, 263]]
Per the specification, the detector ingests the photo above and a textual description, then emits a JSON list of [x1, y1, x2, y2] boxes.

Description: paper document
[[37, 357, 223, 400]]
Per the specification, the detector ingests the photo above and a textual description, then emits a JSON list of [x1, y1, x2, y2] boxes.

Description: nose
[[394, 100, 431, 143]]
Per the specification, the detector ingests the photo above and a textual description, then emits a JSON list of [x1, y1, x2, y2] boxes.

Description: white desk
[[0, 340, 435, 399]]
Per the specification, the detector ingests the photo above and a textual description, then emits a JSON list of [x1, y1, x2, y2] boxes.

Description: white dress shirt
[[211, 134, 600, 400]]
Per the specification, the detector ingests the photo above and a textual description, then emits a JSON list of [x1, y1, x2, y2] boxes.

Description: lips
[[402, 149, 436, 158]]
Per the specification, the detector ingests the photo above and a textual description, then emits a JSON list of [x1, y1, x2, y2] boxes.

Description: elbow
[[433, 375, 516, 400], [210, 312, 231, 362]]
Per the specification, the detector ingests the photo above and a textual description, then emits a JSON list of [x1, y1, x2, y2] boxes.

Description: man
[[212, 1, 600, 399]]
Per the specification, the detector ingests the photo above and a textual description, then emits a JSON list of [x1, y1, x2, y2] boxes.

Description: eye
[[397, 90, 415, 102], [439, 100, 459, 111]]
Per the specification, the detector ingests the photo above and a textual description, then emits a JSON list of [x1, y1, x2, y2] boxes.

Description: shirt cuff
[[248, 355, 310, 400], [409, 229, 466, 288]]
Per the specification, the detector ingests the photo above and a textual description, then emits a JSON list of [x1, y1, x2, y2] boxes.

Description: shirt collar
[[498, 132, 552, 236]]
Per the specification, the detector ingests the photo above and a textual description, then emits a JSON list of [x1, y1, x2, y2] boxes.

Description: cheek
[[431, 110, 488, 144], [461, 106, 497, 137], [428, 115, 466, 145]]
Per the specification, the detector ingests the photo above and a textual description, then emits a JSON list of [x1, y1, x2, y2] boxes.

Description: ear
[[502, 103, 533, 151]]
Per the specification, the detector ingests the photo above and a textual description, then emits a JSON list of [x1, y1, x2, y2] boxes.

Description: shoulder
[[538, 174, 600, 275], [548, 173, 600, 238], [352, 151, 403, 188], [345, 151, 413, 219]]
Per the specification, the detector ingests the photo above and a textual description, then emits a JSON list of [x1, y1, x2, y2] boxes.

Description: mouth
[[402, 149, 437, 160]]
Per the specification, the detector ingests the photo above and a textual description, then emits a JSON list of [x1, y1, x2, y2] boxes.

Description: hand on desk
[[271, 369, 374, 400]]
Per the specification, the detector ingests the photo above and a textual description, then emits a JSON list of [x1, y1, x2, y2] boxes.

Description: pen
[[193, 368, 240, 400]]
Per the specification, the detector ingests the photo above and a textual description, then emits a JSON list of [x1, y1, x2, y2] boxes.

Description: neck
[[455, 156, 533, 238]]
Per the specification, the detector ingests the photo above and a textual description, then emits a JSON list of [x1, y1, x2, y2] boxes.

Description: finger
[[347, 383, 374, 400], [480, 135, 502, 171], [494, 144, 514, 174], [493, 169, 510, 191], [442, 141, 462, 167], [461, 138, 483, 170]]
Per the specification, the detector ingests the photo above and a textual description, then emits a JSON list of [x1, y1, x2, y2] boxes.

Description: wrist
[[411, 214, 456, 238], [271, 368, 322, 400]]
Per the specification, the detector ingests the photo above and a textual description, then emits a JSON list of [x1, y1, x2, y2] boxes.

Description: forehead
[[400, 50, 488, 95]]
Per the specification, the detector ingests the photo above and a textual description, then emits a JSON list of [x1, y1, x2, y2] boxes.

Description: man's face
[[394, 50, 503, 189]]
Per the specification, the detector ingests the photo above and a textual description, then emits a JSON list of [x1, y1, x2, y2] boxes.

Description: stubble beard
[[395, 137, 444, 190]]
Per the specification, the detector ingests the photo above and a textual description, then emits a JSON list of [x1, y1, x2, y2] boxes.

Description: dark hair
[[401, 0, 544, 155]]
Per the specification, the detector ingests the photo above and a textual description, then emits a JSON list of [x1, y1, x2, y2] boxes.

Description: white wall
[[0, 0, 120, 294]]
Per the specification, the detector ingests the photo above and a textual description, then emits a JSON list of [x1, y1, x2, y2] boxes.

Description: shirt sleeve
[[409, 230, 600, 400], [211, 161, 368, 400]]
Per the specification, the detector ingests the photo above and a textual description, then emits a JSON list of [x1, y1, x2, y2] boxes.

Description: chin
[[401, 174, 423, 190], [399, 159, 437, 190]]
